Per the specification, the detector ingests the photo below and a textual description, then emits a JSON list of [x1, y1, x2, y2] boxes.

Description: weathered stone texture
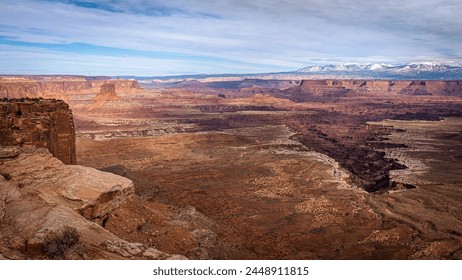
[[0, 77, 140, 99], [99, 83, 116, 96], [93, 83, 121, 102], [0, 98, 76, 164], [291, 80, 462, 100], [0, 147, 184, 260]]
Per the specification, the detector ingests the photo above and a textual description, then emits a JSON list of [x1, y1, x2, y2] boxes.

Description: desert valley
[[1, 73, 462, 259]]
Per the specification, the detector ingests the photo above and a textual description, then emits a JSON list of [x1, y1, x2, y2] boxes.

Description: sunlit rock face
[[0, 98, 76, 164], [288, 80, 462, 100], [0, 76, 140, 99]]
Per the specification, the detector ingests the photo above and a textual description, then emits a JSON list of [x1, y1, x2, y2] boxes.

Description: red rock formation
[[1, 147, 134, 222], [0, 77, 140, 99], [100, 83, 116, 95], [0, 98, 76, 164], [297, 80, 352, 97], [0, 81, 93, 98], [425, 80, 462, 96], [0, 147, 186, 260], [94, 83, 121, 101], [92, 80, 140, 94], [290, 80, 462, 100]]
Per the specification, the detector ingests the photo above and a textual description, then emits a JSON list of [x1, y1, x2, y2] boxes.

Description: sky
[[0, 0, 461, 76]]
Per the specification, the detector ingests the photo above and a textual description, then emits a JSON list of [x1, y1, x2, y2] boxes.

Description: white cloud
[[0, 0, 461, 74]]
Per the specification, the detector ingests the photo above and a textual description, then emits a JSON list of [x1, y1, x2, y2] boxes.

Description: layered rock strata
[[0, 146, 185, 260], [92, 83, 122, 104], [0, 147, 134, 222], [289, 80, 462, 100], [1, 98, 76, 164], [0, 77, 140, 99]]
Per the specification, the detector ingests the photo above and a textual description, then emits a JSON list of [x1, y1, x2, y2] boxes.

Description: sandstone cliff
[[0, 96, 186, 259], [93, 83, 122, 102], [289, 80, 462, 100], [0, 76, 140, 99], [0, 147, 185, 260], [1, 147, 133, 222], [0, 98, 76, 164], [99, 83, 117, 96]]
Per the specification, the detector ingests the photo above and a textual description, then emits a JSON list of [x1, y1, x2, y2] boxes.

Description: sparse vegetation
[[43, 226, 85, 259]]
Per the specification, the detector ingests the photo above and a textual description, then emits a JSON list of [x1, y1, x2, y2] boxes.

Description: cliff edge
[[0, 76, 140, 99], [0, 98, 185, 259], [289, 79, 462, 100], [1, 98, 76, 164]]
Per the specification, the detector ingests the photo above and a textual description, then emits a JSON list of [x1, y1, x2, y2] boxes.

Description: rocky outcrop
[[0, 81, 91, 99], [0, 174, 21, 222], [0, 76, 140, 99], [93, 83, 122, 103], [100, 83, 116, 96], [295, 80, 352, 97], [0, 98, 76, 164], [0, 146, 185, 260], [424, 80, 462, 96], [92, 80, 140, 94], [88, 83, 124, 111], [0, 147, 133, 222], [289, 80, 462, 100], [0, 92, 188, 259], [240, 79, 299, 89]]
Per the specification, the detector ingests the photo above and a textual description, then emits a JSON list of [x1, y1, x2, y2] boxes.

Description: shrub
[[43, 226, 80, 259]]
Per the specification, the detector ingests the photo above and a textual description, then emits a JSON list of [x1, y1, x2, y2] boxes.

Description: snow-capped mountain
[[392, 63, 457, 73], [295, 63, 462, 79], [127, 62, 462, 82], [297, 63, 393, 73]]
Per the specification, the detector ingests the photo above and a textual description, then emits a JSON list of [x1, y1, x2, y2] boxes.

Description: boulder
[[0, 148, 134, 222], [0, 148, 184, 260], [5, 196, 184, 259]]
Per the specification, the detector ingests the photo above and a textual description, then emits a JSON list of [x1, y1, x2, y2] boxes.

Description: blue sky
[[0, 0, 461, 76]]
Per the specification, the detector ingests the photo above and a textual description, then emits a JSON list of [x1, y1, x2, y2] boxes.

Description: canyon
[[1, 76, 462, 259]]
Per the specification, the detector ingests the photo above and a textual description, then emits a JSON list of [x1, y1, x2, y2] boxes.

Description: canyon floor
[[72, 84, 462, 259]]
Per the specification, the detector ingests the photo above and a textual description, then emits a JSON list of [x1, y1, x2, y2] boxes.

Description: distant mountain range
[[117, 62, 462, 82], [294, 63, 462, 79]]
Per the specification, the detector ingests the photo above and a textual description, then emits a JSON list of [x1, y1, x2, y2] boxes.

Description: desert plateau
[[1, 75, 462, 260]]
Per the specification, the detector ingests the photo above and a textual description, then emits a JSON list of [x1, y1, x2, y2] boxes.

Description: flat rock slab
[[0, 147, 134, 221]]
